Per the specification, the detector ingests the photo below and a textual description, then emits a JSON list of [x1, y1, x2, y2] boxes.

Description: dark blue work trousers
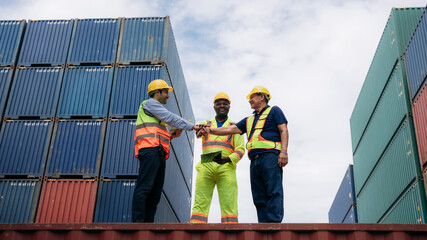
[[250, 152, 284, 223], [132, 147, 166, 222]]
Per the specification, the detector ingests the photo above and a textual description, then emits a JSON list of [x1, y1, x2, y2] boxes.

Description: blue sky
[[2, 0, 427, 223]]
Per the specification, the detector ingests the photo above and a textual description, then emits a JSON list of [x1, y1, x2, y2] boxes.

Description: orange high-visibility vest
[[134, 100, 171, 158]]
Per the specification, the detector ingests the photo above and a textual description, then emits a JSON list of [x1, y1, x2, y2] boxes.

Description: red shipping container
[[1, 223, 427, 239], [36, 179, 98, 223], [413, 82, 427, 170]]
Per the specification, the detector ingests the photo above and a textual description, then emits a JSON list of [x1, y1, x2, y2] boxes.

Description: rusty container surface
[[2, 223, 427, 240], [35, 179, 98, 223], [413, 82, 427, 170]]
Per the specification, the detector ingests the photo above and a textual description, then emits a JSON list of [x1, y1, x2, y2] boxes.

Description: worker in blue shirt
[[202, 86, 288, 223]]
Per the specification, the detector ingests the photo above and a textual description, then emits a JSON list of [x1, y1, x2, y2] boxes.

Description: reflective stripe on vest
[[202, 119, 235, 155], [246, 106, 282, 151], [134, 100, 171, 158]]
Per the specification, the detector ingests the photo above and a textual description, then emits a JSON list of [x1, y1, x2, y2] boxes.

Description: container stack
[[405, 8, 427, 202], [0, 17, 194, 224], [329, 165, 357, 223], [94, 17, 194, 223], [350, 7, 427, 223]]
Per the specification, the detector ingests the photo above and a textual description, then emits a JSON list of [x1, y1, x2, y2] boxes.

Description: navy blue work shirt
[[235, 105, 288, 160]]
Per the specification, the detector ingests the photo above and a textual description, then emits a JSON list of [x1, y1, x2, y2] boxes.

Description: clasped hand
[[195, 125, 211, 138]]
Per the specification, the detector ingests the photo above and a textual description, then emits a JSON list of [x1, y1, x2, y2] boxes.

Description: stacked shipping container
[[405, 8, 427, 199], [328, 165, 357, 223], [0, 17, 194, 223], [350, 7, 427, 223]]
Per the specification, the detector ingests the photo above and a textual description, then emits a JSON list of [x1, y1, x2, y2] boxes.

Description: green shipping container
[[353, 60, 411, 195], [381, 180, 427, 224], [350, 7, 424, 153], [356, 117, 422, 223]]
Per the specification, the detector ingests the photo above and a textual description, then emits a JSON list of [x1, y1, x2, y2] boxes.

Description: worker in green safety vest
[[190, 92, 245, 223]]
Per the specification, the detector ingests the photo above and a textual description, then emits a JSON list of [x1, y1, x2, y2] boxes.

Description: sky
[[2, 0, 427, 223]]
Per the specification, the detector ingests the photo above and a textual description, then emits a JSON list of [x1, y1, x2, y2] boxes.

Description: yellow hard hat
[[213, 92, 231, 104], [246, 86, 271, 100], [147, 79, 173, 95]]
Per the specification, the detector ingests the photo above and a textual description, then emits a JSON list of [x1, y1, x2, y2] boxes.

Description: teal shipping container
[[356, 117, 425, 223], [350, 8, 424, 153], [381, 180, 427, 224], [353, 60, 411, 194]]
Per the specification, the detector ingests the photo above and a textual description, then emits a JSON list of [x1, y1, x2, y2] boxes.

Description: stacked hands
[[193, 124, 232, 165]]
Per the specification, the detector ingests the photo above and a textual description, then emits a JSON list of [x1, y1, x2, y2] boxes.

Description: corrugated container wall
[[356, 118, 425, 223], [101, 119, 138, 178], [343, 205, 358, 223], [0, 179, 41, 223], [171, 137, 193, 192], [405, 8, 427, 100], [67, 19, 120, 65], [36, 179, 98, 223], [381, 180, 427, 223], [46, 120, 106, 178], [329, 165, 357, 223], [94, 179, 178, 223], [412, 82, 427, 169], [164, 150, 191, 223], [5, 67, 64, 119], [0, 20, 25, 67], [350, 8, 424, 153], [109, 65, 169, 117], [5, 224, 427, 240], [0, 120, 53, 178], [0, 67, 13, 117], [116, 17, 195, 124], [353, 60, 411, 194], [57, 66, 114, 118], [17, 20, 73, 67]]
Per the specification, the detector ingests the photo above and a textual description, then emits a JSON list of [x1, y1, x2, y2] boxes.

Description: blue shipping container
[[0, 67, 13, 117], [5, 67, 64, 118], [94, 179, 177, 223], [343, 205, 358, 223], [164, 150, 191, 223], [0, 179, 41, 223], [328, 165, 356, 223], [117, 17, 195, 123], [0, 20, 25, 66], [101, 119, 138, 178], [117, 17, 168, 64], [67, 18, 121, 65], [170, 137, 193, 192], [0, 120, 53, 178], [405, 8, 427, 100], [46, 120, 106, 178], [57, 66, 114, 118], [18, 20, 73, 66], [109, 65, 170, 117]]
